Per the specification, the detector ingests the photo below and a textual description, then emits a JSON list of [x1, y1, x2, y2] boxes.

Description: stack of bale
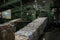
[[0, 18, 22, 40], [15, 17, 47, 40], [4, 18, 23, 32], [0, 24, 15, 40]]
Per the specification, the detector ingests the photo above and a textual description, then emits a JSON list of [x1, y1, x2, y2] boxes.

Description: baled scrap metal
[[0, 18, 22, 40], [4, 18, 23, 32], [0, 24, 15, 40], [15, 17, 47, 40]]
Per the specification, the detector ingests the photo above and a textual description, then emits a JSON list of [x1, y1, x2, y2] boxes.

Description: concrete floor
[[42, 28, 60, 40]]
